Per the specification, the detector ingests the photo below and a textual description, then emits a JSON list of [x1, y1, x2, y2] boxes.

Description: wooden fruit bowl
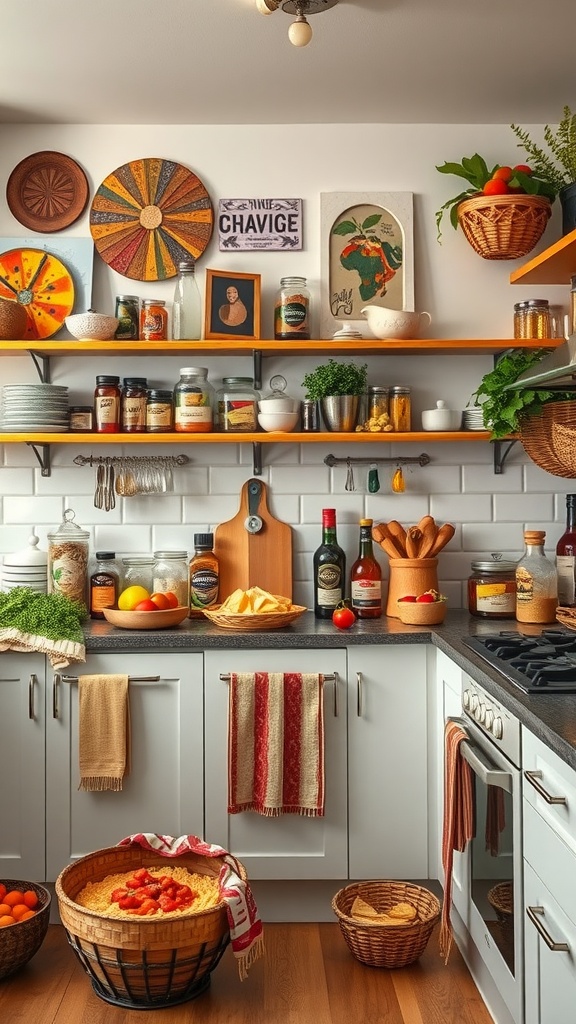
[[396, 601, 446, 625], [102, 606, 189, 630]]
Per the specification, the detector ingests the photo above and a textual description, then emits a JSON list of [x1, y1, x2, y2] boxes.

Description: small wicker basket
[[332, 880, 440, 969], [487, 881, 514, 965], [457, 193, 551, 260], [519, 400, 576, 478], [56, 845, 246, 1009], [0, 879, 51, 980]]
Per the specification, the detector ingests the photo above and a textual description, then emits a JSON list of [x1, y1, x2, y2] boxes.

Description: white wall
[[0, 123, 571, 609]]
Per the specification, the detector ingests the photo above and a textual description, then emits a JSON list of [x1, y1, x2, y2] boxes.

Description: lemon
[[118, 585, 150, 611]]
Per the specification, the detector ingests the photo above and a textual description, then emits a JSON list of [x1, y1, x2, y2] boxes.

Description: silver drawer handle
[[28, 673, 37, 720], [357, 671, 362, 718], [524, 770, 568, 805], [526, 905, 570, 951]]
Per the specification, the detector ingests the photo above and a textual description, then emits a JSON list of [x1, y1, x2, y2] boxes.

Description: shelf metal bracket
[[252, 350, 262, 391], [26, 442, 52, 477], [252, 441, 262, 476], [29, 351, 51, 383], [492, 438, 518, 475]]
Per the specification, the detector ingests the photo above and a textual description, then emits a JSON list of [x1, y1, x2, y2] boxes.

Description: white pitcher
[[361, 305, 432, 340]]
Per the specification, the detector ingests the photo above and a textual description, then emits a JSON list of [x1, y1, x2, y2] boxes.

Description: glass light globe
[[288, 15, 312, 46], [255, 0, 279, 13]]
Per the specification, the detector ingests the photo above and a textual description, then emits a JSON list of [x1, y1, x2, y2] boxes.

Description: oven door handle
[[448, 717, 513, 793]]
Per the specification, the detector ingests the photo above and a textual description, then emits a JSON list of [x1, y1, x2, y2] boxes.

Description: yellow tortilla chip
[[387, 901, 417, 921], [351, 896, 379, 919]]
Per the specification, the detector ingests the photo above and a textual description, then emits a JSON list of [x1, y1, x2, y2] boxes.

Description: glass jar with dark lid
[[121, 377, 148, 433], [468, 554, 517, 618], [94, 375, 121, 433], [146, 389, 173, 432]]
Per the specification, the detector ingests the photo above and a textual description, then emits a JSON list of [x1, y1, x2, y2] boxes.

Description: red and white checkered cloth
[[117, 833, 264, 979]]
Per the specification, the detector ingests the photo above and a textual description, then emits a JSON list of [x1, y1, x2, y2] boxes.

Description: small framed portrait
[[204, 269, 261, 341]]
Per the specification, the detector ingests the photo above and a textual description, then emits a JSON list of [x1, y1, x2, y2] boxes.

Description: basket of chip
[[331, 880, 441, 968], [55, 837, 260, 1009], [203, 586, 307, 631]]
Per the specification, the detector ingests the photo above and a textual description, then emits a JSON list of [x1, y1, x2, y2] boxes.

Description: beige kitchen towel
[[78, 674, 131, 791]]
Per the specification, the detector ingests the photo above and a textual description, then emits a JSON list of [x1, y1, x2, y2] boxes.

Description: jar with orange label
[[140, 299, 168, 340], [173, 367, 214, 432]]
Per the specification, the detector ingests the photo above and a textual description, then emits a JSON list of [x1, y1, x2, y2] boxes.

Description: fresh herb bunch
[[470, 349, 575, 439], [0, 587, 86, 642], [511, 106, 576, 196], [302, 359, 368, 400]]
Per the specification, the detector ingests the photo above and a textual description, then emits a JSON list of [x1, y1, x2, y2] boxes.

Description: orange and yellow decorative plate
[[0, 247, 75, 340], [90, 158, 214, 281]]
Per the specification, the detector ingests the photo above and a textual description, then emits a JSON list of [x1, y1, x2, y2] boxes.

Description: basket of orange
[[0, 879, 51, 980]]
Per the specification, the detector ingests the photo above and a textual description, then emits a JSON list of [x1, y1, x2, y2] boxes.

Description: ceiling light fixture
[[256, 0, 339, 48]]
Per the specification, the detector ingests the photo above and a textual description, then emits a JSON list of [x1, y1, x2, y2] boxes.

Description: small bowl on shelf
[[102, 606, 189, 630], [258, 411, 299, 433], [421, 401, 462, 432], [65, 311, 119, 341]]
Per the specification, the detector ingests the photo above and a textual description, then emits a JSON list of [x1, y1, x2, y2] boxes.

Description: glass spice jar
[[94, 375, 121, 433], [140, 299, 168, 340], [69, 406, 93, 432], [274, 276, 311, 340], [146, 389, 173, 432], [468, 555, 517, 618], [516, 530, 558, 624], [215, 377, 259, 432], [368, 385, 390, 420], [121, 377, 148, 433], [389, 386, 411, 431], [122, 556, 154, 593], [152, 550, 189, 608], [115, 295, 140, 340], [173, 367, 214, 432]]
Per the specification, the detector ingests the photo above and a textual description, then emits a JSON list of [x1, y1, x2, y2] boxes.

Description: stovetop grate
[[463, 629, 576, 694]]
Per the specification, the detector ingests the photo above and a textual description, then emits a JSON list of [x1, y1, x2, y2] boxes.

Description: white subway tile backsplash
[[462, 523, 523, 552], [462, 464, 523, 493], [431, 493, 492, 522], [494, 492, 553, 521], [3, 495, 64, 525], [123, 496, 183, 524], [36, 467, 95, 496], [524, 463, 575, 491], [0, 468, 34, 495], [270, 465, 330, 493]]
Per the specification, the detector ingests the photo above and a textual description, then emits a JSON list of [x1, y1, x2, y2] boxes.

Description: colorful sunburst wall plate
[[0, 247, 74, 340]]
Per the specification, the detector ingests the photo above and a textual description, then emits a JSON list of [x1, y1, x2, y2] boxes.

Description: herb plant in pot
[[511, 105, 576, 236], [302, 359, 368, 432]]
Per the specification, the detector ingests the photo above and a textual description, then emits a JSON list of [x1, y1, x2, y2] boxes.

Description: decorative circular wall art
[[0, 248, 75, 340], [6, 151, 89, 233], [89, 158, 214, 281]]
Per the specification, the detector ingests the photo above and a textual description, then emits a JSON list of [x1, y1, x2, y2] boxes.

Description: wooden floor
[[0, 923, 495, 1024]]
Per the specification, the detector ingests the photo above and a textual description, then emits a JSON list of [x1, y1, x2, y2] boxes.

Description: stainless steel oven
[[448, 674, 523, 1024]]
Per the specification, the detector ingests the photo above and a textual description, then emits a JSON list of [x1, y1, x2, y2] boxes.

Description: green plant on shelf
[[301, 359, 368, 400], [470, 348, 575, 439]]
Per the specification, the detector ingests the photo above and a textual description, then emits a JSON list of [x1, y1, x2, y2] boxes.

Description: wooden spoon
[[372, 523, 405, 559], [429, 522, 456, 556], [387, 520, 407, 556]]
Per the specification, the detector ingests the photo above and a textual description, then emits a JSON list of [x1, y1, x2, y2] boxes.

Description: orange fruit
[[23, 890, 38, 909], [19, 910, 35, 921], [0, 883, 6, 901], [11, 904, 29, 921], [0, 903, 11, 916], [0, 915, 14, 927], [482, 178, 509, 196], [4, 890, 24, 907], [163, 591, 179, 609], [492, 166, 513, 182], [150, 592, 170, 610]]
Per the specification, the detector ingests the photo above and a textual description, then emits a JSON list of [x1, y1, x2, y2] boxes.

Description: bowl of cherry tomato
[[397, 591, 447, 625]]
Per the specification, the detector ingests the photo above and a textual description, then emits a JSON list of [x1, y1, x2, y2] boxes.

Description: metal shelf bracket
[[29, 351, 51, 383], [492, 438, 518, 475], [253, 350, 262, 391], [252, 441, 262, 476], [26, 442, 52, 477]]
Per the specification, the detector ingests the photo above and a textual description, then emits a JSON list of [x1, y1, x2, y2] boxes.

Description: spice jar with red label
[[94, 375, 121, 433]]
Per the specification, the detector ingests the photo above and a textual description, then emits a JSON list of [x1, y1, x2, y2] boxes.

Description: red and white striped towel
[[440, 721, 474, 964], [118, 833, 264, 980], [228, 672, 325, 817]]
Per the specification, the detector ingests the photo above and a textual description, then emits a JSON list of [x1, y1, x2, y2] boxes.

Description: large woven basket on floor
[[519, 400, 576, 477], [332, 880, 440, 969], [56, 845, 246, 1009], [0, 879, 51, 980], [457, 193, 551, 260]]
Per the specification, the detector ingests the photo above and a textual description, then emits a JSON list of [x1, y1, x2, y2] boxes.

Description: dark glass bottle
[[556, 493, 576, 606], [90, 551, 120, 619], [313, 508, 346, 619], [350, 517, 382, 618]]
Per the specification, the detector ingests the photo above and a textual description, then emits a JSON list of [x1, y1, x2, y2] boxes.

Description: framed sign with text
[[218, 198, 303, 251]]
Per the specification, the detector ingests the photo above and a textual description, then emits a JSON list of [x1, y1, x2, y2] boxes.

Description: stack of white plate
[[0, 384, 69, 432], [462, 407, 486, 431], [0, 531, 48, 594]]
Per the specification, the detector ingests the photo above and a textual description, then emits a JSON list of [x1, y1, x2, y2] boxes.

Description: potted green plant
[[302, 359, 368, 432], [511, 105, 576, 235], [470, 348, 575, 439]]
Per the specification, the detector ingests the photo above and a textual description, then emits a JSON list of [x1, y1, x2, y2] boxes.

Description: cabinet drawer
[[524, 860, 576, 1024], [522, 727, 576, 856], [524, 800, 576, 924]]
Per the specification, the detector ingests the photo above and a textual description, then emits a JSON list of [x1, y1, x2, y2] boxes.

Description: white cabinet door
[[45, 652, 204, 882], [0, 654, 45, 879], [204, 648, 348, 880], [430, 649, 463, 884], [348, 644, 429, 879], [524, 860, 576, 1024]]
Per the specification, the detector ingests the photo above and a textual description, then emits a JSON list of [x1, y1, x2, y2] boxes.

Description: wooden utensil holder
[[386, 557, 439, 617]]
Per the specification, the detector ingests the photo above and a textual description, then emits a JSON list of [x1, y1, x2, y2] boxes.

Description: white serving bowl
[[258, 411, 299, 432], [421, 400, 462, 431], [65, 311, 119, 340], [258, 397, 298, 414]]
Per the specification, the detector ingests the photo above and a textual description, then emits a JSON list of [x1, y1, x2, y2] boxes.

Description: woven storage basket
[[203, 604, 307, 630], [56, 845, 246, 1009], [0, 297, 28, 340], [487, 881, 514, 966], [457, 193, 551, 260], [0, 879, 51, 980], [331, 881, 440, 969], [519, 400, 576, 477], [552, 419, 576, 476]]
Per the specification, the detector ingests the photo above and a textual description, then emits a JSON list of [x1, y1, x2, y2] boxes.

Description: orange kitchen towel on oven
[[228, 672, 325, 817], [78, 674, 131, 791], [440, 720, 474, 964]]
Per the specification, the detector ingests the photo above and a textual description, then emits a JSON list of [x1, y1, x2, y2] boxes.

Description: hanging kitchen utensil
[[345, 458, 356, 491], [214, 478, 293, 600], [392, 465, 405, 493], [368, 463, 380, 493]]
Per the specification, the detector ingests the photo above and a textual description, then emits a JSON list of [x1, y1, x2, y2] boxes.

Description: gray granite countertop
[[84, 610, 576, 773]]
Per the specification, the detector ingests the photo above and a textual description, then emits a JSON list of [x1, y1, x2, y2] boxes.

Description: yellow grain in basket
[[76, 866, 220, 919]]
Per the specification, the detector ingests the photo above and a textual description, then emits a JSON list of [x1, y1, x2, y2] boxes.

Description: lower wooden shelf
[[0, 430, 492, 444]]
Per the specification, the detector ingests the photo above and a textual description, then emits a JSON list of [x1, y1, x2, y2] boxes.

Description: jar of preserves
[[94, 375, 121, 433], [115, 295, 140, 340], [47, 508, 90, 611], [274, 276, 310, 340], [121, 556, 154, 593], [146, 389, 173, 432], [69, 406, 93, 432], [215, 377, 259, 432], [389, 386, 411, 431], [468, 555, 517, 618], [140, 299, 168, 341], [174, 367, 214, 432], [514, 299, 551, 339], [121, 377, 148, 433], [152, 550, 189, 608]]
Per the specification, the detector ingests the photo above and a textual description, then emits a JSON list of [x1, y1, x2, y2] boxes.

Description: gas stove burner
[[463, 628, 576, 693]]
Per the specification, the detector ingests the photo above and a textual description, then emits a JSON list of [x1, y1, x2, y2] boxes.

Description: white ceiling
[[1, 0, 575, 126]]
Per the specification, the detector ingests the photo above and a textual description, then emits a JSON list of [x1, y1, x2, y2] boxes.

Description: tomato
[[416, 593, 436, 603], [134, 598, 159, 611], [513, 164, 532, 175], [492, 166, 513, 182], [398, 595, 417, 603], [482, 178, 510, 196], [332, 603, 356, 630], [163, 591, 179, 609], [150, 592, 170, 610]]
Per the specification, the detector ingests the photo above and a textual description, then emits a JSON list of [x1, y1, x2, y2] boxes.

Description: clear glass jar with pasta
[[389, 386, 412, 431], [47, 508, 90, 611]]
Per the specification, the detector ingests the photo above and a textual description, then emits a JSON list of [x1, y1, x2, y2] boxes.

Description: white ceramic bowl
[[421, 404, 462, 431], [258, 411, 299, 432], [65, 312, 119, 340], [361, 305, 432, 340], [258, 397, 298, 414]]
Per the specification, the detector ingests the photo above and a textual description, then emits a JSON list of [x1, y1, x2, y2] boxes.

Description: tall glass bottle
[[516, 530, 558, 624], [313, 508, 346, 619], [172, 259, 202, 340], [556, 493, 576, 606], [189, 533, 219, 618], [350, 518, 382, 618]]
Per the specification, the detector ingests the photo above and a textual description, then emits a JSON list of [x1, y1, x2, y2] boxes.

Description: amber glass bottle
[[189, 533, 219, 618], [556, 493, 576, 606], [313, 508, 346, 619], [516, 530, 558, 624], [350, 518, 382, 618], [90, 552, 120, 620]]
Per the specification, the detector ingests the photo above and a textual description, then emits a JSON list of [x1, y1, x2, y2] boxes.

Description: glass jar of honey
[[468, 555, 517, 618]]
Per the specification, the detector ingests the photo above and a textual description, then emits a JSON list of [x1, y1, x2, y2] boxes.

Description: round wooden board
[[6, 151, 89, 232]]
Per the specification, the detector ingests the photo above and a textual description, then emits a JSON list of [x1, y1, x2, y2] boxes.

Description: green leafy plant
[[435, 154, 555, 241], [470, 349, 575, 439], [511, 106, 576, 195], [302, 359, 368, 400]]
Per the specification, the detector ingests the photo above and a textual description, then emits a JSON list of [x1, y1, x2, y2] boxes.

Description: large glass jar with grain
[[48, 509, 90, 612]]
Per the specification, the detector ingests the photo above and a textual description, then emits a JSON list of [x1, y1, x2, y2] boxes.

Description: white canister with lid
[[1, 530, 48, 593], [47, 509, 90, 609]]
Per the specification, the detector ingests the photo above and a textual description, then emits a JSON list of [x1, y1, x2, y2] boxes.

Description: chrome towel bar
[[59, 675, 160, 683], [220, 672, 339, 716]]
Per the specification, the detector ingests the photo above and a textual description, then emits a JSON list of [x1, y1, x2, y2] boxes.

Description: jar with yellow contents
[[390, 386, 411, 431]]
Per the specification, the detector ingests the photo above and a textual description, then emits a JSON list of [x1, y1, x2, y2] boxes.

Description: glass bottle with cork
[[90, 551, 120, 620], [516, 530, 558, 624], [350, 517, 382, 618], [189, 533, 219, 617], [556, 493, 576, 606], [313, 508, 346, 619]]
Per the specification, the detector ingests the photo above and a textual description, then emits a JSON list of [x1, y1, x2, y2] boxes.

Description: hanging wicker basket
[[457, 193, 551, 260], [519, 399, 576, 477]]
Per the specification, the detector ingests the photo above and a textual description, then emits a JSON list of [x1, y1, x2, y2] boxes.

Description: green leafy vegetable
[[0, 588, 86, 643], [302, 359, 368, 400], [470, 349, 576, 439]]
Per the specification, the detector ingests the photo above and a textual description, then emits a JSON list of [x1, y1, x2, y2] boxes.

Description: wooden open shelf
[[0, 430, 493, 445], [510, 226, 576, 285]]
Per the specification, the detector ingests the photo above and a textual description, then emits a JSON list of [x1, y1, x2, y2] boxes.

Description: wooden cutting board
[[214, 479, 293, 601]]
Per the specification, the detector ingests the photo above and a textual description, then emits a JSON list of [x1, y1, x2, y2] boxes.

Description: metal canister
[[302, 399, 319, 431], [115, 295, 140, 340]]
